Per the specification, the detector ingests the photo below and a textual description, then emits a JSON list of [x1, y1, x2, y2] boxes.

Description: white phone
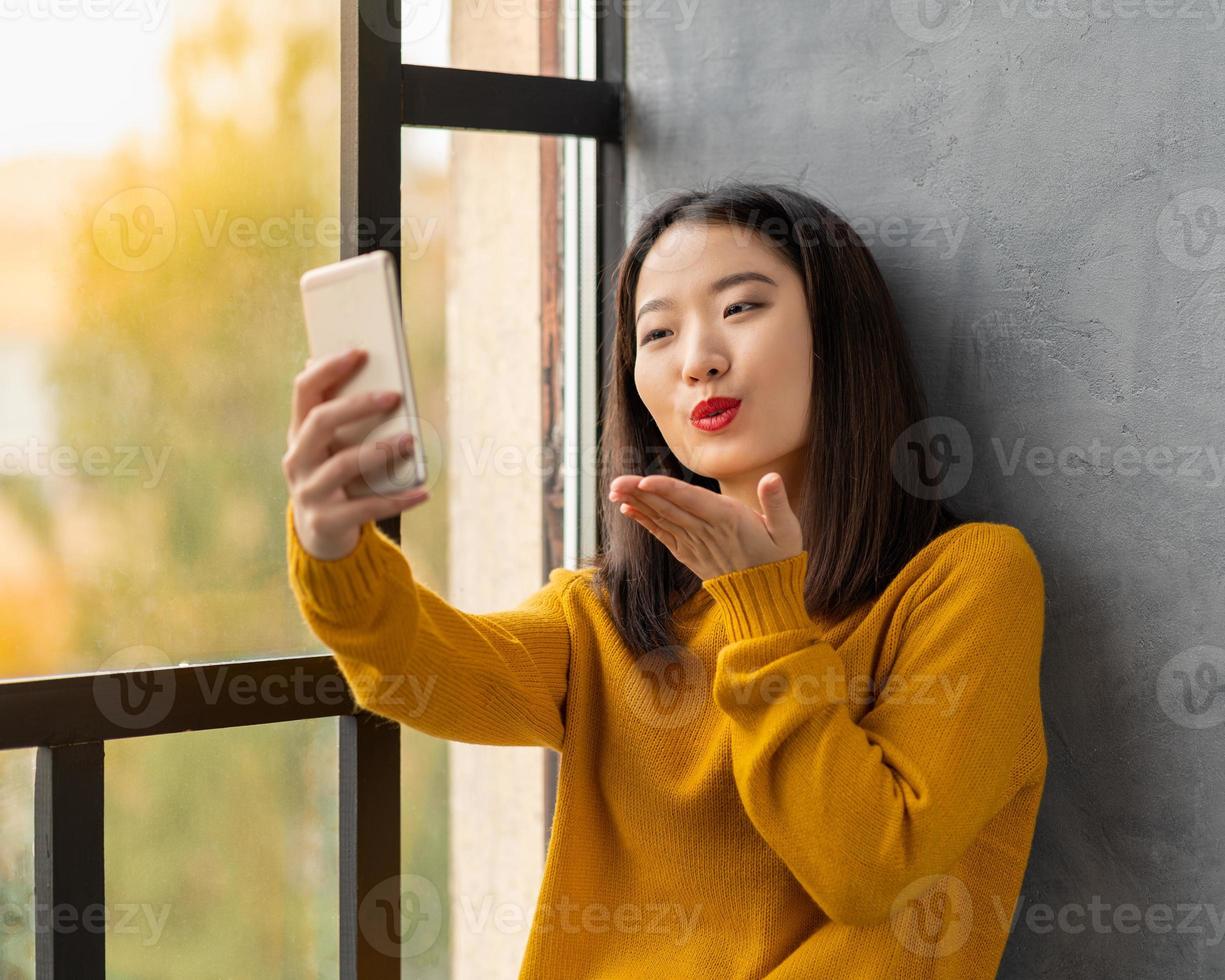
[[299, 249, 427, 498]]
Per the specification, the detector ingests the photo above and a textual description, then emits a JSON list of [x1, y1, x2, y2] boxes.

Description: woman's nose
[[683, 348, 729, 383]]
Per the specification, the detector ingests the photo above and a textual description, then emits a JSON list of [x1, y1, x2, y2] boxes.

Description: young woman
[[282, 181, 1047, 978]]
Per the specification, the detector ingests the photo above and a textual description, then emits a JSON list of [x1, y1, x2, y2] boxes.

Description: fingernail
[[398, 433, 414, 451]]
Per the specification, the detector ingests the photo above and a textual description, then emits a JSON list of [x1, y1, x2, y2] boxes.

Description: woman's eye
[[640, 303, 759, 344]]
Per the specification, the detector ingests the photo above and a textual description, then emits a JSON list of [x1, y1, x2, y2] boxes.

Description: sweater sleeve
[[285, 500, 578, 750], [701, 525, 1046, 927]]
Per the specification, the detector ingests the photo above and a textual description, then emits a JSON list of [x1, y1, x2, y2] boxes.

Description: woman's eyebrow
[[635, 270, 778, 326]]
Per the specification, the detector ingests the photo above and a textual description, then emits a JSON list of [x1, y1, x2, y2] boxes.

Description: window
[[0, 0, 622, 976]]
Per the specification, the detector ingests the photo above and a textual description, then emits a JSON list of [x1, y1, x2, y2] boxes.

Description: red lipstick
[[690, 397, 742, 432]]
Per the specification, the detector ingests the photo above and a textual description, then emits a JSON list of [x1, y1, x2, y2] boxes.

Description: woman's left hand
[[608, 472, 804, 580]]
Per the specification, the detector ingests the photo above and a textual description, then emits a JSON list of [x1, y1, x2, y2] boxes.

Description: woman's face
[[632, 220, 813, 500]]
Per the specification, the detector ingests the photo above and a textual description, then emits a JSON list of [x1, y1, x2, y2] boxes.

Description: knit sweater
[[285, 500, 1047, 979]]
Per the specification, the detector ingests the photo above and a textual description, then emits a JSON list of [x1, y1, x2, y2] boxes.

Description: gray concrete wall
[[626, 3, 1225, 976]]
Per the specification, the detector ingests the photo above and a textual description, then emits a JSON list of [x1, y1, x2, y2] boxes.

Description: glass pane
[[400, 727, 450, 978], [393, 124, 454, 980], [104, 720, 338, 976], [0, 0, 340, 680], [401, 0, 593, 80], [399, 124, 582, 977], [0, 750, 34, 977]]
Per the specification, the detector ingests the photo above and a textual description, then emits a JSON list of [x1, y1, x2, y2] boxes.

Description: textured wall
[[626, 2, 1225, 976]]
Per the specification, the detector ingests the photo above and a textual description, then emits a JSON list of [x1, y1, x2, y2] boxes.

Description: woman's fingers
[[627, 489, 691, 533], [617, 491, 681, 536], [298, 431, 416, 503], [621, 501, 657, 533], [311, 486, 432, 539], [619, 501, 677, 548], [637, 476, 727, 524], [289, 348, 366, 441], [286, 348, 433, 560], [630, 503, 682, 542], [291, 388, 402, 471]]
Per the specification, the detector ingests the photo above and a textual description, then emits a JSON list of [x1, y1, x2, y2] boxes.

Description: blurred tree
[[0, 0, 451, 976]]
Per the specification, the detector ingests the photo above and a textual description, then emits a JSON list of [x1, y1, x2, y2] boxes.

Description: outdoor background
[[0, 0, 453, 974]]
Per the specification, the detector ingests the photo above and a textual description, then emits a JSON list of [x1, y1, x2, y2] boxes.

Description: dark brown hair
[[582, 179, 965, 658]]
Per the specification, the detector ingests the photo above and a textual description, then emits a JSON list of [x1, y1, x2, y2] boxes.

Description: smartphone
[[299, 249, 427, 498]]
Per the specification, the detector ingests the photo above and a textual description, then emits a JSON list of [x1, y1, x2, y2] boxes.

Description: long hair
[[582, 179, 965, 659]]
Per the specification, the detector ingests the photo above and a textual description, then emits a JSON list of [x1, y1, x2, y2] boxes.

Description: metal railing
[[1, 655, 401, 976]]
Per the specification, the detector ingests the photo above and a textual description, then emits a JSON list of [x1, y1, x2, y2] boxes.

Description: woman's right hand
[[283, 347, 430, 560]]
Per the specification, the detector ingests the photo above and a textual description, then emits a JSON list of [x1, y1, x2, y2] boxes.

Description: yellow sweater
[[285, 501, 1047, 979]]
